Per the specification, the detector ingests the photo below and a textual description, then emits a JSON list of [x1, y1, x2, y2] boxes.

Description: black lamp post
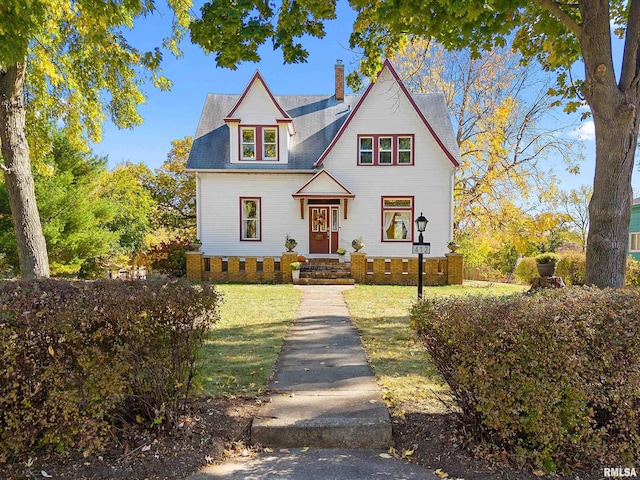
[[415, 213, 429, 299]]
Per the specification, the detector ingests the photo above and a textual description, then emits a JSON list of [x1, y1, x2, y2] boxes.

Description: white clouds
[[569, 121, 595, 142]]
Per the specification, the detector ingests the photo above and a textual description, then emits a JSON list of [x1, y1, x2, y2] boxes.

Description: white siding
[[198, 172, 313, 256], [320, 67, 455, 257]]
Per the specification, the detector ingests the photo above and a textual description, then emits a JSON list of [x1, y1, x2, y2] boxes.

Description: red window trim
[[358, 134, 414, 166], [240, 197, 262, 241], [239, 125, 279, 161], [380, 195, 415, 242]]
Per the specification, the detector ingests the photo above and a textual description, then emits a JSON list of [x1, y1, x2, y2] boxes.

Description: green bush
[[514, 257, 538, 284], [0, 279, 220, 460], [556, 251, 586, 285], [410, 288, 640, 471], [535, 252, 561, 265]]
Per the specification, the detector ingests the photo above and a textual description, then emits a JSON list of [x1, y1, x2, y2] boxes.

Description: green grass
[[196, 281, 524, 402], [197, 284, 302, 396], [344, 282, 526, 416]]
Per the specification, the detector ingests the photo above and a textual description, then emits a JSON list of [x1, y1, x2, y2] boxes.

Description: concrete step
[[295, 278, 355, 285]]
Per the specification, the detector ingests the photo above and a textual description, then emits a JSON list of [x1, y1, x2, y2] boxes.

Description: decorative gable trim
[[292, 169, 355, 198], [314, 60, 460, 168], [226, 70, 291, 120]]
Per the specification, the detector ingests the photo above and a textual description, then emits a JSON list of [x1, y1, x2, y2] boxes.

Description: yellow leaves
[[48, 345, 55, 357]]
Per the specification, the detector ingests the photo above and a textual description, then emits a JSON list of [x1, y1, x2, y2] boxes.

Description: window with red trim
[[240, 126, 278, 161], [358, 134, 414, 165], [381, 197, 413, 242], [241, 197, 261, 240]]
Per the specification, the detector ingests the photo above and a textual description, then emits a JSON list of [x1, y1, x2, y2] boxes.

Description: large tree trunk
[[579, 0, 640, 288], [0, 61, 50, 278]]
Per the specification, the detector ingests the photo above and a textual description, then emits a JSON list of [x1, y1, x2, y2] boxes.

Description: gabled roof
[[187, 61, 462, 171], [292, 169, 355, 198], [225, 70, 291, 120], [314, 60, 460, 168]]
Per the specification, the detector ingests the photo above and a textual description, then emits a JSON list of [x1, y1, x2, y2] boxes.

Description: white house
[[186, 60, 461, 260]]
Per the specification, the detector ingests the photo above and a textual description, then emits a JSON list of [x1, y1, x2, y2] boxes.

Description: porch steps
[[296, 258, 355, 285]]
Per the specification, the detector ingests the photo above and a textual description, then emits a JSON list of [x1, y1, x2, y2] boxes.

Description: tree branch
[[619, 0, 640, 90], [536, 0, 582, 38]]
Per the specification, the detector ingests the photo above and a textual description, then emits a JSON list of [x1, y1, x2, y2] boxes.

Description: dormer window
[[240, 126, 279, 161], [263, 128, 277, 159], [241, 128, 256, 159]]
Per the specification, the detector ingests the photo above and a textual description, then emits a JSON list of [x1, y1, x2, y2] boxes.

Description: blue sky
[[92, 1, 639, 195]]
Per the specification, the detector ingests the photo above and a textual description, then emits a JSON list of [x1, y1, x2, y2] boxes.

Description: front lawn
[[198, 284, 303, 396]]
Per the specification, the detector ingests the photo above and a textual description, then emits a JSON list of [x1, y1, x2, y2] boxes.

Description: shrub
[[535, 252, 561, 265], [0, 279, 220, 460], [410, 288, 640, 471], [514, 256, 538, 284], [149, 238, 190, 277], [626, 256, 640, 286], [556, 251, 586, 285]]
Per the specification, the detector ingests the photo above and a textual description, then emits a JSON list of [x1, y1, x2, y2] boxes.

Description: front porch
[[186, 251, 463, 286]]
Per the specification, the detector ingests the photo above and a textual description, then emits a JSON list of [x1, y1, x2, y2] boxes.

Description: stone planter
[[292, 269, 300, 281], [537, 263, 556, 277]]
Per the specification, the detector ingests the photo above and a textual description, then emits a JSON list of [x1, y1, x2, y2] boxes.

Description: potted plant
[[535, 252, 561, 277], [351, 237, 365, 252], [336, 247, 347, 263], [188, 238, 202, 251], [285, 235, 297, 252], [447, 241, 459, 252], [290, 261, 301, 281]]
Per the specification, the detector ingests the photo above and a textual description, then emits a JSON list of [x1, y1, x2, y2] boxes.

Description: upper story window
[[240, 126, 278, 161], [631, 232, 640, 252], [358, 134, 414, 166]]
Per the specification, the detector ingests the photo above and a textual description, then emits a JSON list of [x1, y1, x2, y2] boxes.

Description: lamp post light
[[413, 213, 430, 299]]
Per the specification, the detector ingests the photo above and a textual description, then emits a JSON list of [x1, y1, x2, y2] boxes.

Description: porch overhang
[[292, 169, 355, 219]]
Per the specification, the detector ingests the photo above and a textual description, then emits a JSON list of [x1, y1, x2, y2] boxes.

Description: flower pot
[[292, 270, 300, 281], [537, 263, 556, 278], [448, 245, 459, 252], [352, 245, 363, 252], [285, 242, 297, 252], [338, 255, 346, 263]]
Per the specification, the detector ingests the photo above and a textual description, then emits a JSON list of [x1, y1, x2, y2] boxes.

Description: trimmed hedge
[[0, 279, 220, 460], [410, 288, 640, 472]]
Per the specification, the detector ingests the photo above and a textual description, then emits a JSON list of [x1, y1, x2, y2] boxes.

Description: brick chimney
[[335, 60, 344, 101]]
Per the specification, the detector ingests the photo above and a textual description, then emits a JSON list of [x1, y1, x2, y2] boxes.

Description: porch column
[[186, 251, 203, 281]]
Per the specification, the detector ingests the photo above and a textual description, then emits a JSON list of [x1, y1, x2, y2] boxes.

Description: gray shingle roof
[[186, 91, 461, 170]]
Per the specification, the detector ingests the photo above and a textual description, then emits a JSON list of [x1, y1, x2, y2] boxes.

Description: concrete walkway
[[191, 285, 438, 479]]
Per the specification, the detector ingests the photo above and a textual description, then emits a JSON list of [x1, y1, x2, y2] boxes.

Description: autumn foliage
[[411, 288, 640, 471], [0, 279, 220, 460]]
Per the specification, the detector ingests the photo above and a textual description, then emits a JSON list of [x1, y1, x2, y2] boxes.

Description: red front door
[[309, 206, 330, 254], [308, 206, 340, 254]]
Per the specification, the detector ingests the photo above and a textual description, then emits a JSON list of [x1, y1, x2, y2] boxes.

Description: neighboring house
[[186, 60, 461, 260], [630, 197, 640, 260]]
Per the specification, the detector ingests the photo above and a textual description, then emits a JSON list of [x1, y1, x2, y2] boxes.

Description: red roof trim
[[226, 70, 291, 119], [314, 60, 459, 168], [292, 169, 355, 198]]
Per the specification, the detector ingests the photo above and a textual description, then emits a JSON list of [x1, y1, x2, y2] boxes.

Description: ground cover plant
[[411, 287, 640, 473]]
